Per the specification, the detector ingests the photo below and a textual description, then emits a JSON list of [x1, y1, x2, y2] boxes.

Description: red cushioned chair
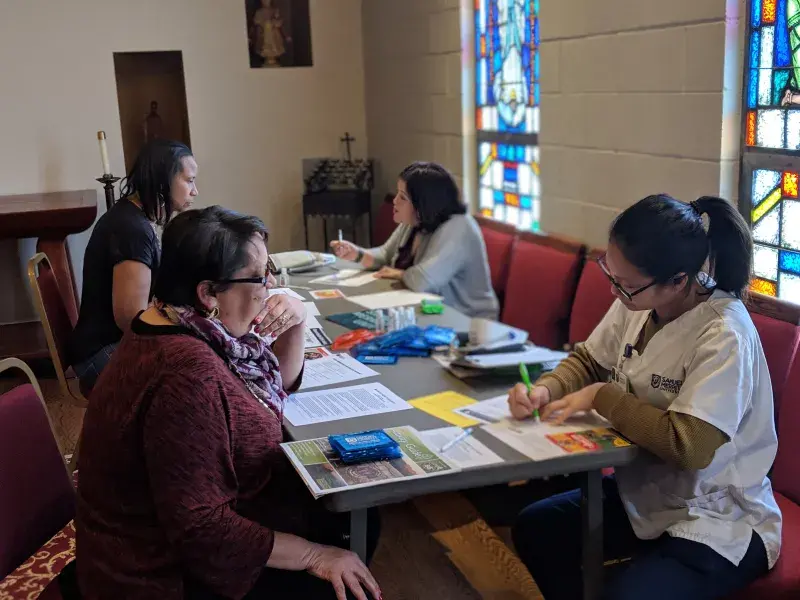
[[372, 194, 397, 247], [475, 215, 519, 308], [501, 231, 585, 349], [731, 349, 800, 599], [567, 249, 616, 348], [0, 358, 76, 599], [746, 292, 800, 420]]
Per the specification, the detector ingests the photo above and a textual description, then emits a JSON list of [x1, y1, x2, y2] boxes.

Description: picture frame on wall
[[245, 0, 313, 68]]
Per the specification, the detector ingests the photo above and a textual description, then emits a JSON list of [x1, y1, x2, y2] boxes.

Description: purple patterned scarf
[[157, 303, 287, 418]]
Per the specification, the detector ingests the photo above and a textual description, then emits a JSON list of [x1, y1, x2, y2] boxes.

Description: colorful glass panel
[[746, 0, 800, 149], [751, 277, 778, 296], [749, 168, 800, 303], [476, 0, 539, 230], [478, 141, 540, 231]]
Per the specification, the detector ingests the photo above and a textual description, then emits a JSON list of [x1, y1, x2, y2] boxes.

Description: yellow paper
[[409, 391, 480, 427]]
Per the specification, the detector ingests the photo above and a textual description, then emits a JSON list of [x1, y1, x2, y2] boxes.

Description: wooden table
[[0, 190, 97, 359]]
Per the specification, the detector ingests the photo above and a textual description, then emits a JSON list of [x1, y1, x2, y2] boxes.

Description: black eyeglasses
[[215, 276, 271, 287], [596, 255, 717, 302], [596, 255, 657, 301]]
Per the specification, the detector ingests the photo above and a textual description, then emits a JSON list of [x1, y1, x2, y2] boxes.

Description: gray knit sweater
[[366, 214, 499, 320]]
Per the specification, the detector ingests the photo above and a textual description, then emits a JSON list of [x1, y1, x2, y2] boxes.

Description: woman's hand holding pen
[[508, 384, 550, 420]]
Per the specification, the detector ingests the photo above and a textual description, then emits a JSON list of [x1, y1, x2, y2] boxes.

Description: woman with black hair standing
[[507, 195, 781, 599], [68, 139, 198, 390], [330, 161, 498, 319]]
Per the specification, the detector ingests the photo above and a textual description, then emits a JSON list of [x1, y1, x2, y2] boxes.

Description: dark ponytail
[[692, 196, 753, 298], [610, 194, 753, 299]]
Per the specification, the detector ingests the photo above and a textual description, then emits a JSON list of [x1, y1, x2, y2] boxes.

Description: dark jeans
[[512, 477, 768, 600], [72, 342, 118, 391]]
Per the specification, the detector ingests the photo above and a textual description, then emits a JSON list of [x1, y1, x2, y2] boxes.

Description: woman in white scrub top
[[508, 194, 781, 600]]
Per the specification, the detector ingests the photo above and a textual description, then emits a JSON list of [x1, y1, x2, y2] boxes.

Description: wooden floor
[[1, 373, 545, 600]]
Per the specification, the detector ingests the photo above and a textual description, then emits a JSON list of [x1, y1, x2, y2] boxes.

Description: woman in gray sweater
[[331, 162, 499, 320]]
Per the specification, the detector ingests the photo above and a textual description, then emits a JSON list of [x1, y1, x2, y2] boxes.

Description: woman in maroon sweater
[[76, 206, 381, 600]]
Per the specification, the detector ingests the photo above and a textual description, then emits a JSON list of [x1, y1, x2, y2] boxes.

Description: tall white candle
[[97, 131, 111, 175]]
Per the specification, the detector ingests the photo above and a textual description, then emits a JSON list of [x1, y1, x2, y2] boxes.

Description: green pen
[[519, 363, 541, 423]]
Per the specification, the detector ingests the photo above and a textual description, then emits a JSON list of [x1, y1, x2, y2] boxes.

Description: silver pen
[[439, 427, 476, 453]]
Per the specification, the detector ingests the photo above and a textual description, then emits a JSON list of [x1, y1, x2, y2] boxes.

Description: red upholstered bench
[[732, 342, 800, 599], [372, 193, 396, 247], [567, 249, 616, 348], [475, 215, 519, 309], [501, 231, 584, 349], [746, 293, 800, 420]]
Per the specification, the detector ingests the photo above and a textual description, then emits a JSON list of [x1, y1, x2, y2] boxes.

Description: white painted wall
[[0, 0, 366, 323]]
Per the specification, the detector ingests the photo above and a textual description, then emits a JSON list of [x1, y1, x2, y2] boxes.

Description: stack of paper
[[453, 345, 568, 370], [284, 382, 411, 426], [281, 425, 460, 498], [297, 354, 379, 391], [349, 290, 443, 310]]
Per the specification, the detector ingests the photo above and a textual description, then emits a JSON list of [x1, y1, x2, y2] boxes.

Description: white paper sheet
[[309, 269, 361, 284], [298, 353, 379, 390], [304, 302, 321, 317], [269, 287, 305, 300], [284, 382, 412, 426], [417, 427, 504, 469], [349, 290, 442, 310], [453, 395, 512, 424], [334, 272, 380, 287], [484, 411, 613, 461]]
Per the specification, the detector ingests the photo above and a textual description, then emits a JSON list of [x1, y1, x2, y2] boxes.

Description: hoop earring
[[206, 306, 220, 320]]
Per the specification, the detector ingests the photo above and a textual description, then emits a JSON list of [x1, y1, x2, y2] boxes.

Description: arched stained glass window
[[743, 0, 800, 303], [475, 0, 540, 231]]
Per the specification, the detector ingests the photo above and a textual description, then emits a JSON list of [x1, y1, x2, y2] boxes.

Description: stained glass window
[[475, 0, 540, 231], [748, 168, 800, 300], [743, 1, 800, 305], [745, 0, 800, 149]]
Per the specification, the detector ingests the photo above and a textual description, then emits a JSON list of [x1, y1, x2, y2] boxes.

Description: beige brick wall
[[362, 0, 744, 248], [362, 0, 464, 202]]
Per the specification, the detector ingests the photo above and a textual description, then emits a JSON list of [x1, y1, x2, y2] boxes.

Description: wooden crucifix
[[340, 131, 355, 162]]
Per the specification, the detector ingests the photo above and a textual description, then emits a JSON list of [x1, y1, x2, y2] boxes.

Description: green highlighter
[[519, 363, 541, 423]]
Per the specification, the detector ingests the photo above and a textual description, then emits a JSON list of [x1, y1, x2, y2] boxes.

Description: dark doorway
[[113, 51, 192, 174]]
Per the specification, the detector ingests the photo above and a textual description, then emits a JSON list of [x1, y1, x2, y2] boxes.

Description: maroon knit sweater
[[76, 319, 310, 599]]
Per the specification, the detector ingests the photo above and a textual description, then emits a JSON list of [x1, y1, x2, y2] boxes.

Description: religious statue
[[143, 100, 165, 143], [251, 0, 288, 67]]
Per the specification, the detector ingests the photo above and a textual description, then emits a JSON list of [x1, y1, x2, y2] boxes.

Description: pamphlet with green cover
[[281, 426, 460, 498]]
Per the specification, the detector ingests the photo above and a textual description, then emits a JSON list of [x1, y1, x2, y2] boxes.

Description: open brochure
[[281, 426, 460, 498]]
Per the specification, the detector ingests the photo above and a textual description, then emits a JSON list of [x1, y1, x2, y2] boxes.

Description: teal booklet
[[326, 310, 379, 331]]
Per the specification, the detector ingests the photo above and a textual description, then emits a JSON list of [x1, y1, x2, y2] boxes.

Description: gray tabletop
[[283, 265, 638, 512]]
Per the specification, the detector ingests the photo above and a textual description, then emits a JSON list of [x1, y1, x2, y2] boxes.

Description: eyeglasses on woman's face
[[215, 276, 272, 287], [596, 254, 657, 302], [596, 255, 717, 302]]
